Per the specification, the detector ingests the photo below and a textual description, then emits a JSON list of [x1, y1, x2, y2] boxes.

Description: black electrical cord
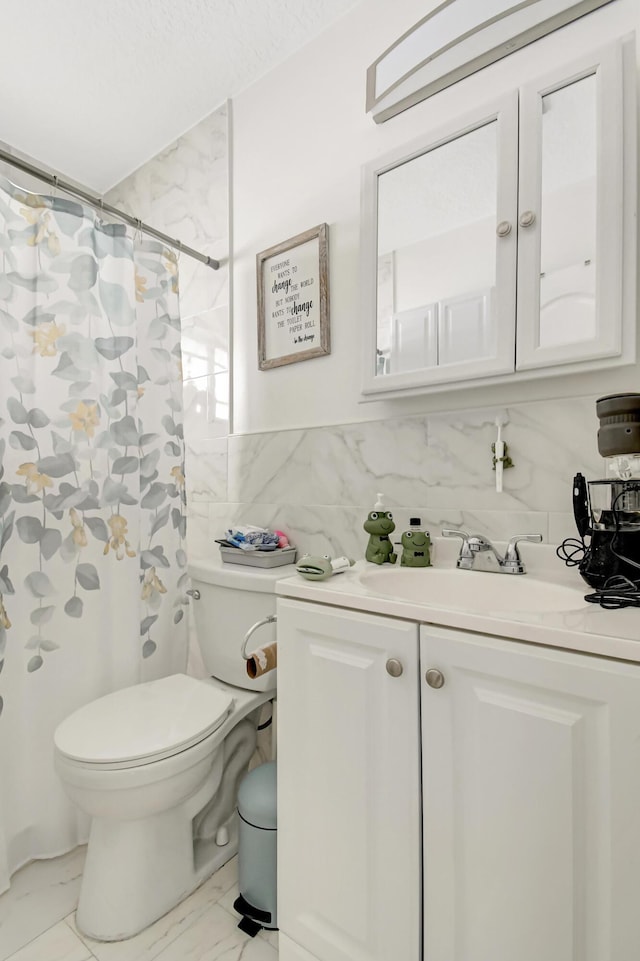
[[257, 700, 274, 731], [584, 574, 640, 609], [555, 536, 588, 567]]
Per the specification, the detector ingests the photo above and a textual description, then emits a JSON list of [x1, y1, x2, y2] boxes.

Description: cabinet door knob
[[425, 668, 445, 689], [496, 220, 512, 238], [386, 658, 403, 677], [519, 210, 536, 228]]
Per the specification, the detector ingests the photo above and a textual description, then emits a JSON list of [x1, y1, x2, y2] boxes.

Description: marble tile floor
[[0, 847, 87, 961], [3, 852, 277, 961]]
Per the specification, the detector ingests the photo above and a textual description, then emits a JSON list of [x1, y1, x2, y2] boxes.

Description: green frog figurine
[[400, 529, 432, 567], [364, 494, 397, 565]]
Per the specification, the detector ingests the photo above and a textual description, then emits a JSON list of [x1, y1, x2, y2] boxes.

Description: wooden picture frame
[[257, 223, 330, 370]]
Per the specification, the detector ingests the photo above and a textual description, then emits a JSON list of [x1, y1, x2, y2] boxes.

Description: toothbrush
[[495, 418, 505, 494]]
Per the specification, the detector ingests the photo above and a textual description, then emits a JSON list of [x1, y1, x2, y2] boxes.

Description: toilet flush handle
[[186, 588, 200, 600], [241, 615, 277, 660]]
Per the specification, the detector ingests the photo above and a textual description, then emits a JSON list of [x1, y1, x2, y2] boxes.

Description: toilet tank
[[188, 559, 294, 692]]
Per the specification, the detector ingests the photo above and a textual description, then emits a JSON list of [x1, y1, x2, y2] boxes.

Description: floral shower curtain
[[0, 177, 189, 894]]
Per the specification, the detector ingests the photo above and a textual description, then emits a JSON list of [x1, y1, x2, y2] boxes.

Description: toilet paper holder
[[241, 615, 277, 660]]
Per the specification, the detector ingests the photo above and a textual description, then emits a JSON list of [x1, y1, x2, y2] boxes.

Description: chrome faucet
[[442, 530, 543, 574]]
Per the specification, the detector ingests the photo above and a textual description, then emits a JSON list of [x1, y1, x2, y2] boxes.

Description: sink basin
[[359, 567, 587, 614]]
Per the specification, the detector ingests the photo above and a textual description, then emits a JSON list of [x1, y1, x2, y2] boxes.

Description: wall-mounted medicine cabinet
[[360, 37, 637, 400]]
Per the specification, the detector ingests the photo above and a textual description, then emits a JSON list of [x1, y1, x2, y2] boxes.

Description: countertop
[[273, 543, 640, 663]]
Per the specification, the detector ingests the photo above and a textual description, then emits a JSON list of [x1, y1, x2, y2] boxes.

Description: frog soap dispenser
[[400, 518, 432, 568], [364, 494, 397, 565]]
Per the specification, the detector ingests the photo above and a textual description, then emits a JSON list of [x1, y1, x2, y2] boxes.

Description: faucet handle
[[442, 529, 470, 542], [503, 533, 543, 571], [442, 529, 488, 551], [442, 529, 471, 550], [442, 529, 474, 565]]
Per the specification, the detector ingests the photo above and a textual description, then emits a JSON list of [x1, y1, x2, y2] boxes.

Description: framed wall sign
[[257, 223, 330, 370]]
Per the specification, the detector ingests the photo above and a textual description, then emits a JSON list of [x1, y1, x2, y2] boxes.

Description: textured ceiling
[[0, 0, 360, 193]]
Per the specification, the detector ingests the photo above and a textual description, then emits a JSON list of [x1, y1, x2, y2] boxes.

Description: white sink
[[359, 567, 587, 614]]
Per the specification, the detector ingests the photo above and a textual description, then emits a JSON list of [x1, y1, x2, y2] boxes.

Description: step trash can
[[233, 760, 278, 937]]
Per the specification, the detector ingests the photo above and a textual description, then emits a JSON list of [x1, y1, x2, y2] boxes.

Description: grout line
[[65, 910, 203, 961], [1, 928, 51, 961], [2, 920, 92, 961], [62, 915, 100, 959]]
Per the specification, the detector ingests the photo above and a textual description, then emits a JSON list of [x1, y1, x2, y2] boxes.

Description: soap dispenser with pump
[[400, 517, 432, 568], [364, 493, 397, 565]]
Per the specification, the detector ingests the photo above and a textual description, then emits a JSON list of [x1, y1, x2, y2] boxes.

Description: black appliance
[[572, 394, 640, 594]]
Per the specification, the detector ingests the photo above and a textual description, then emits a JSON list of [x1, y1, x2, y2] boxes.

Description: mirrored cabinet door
[[362, 95, 518, 392], [360, 36, 635, 400], [516, 42, 625, 370]]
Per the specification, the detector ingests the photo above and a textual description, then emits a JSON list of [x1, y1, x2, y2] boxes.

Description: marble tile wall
[[105, 104, 230, 563], [105, 105, 230, 664], [205, 394, 604, 561]]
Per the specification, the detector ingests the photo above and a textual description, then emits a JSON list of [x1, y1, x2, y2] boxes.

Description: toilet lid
[[54, 674, 234, 765]]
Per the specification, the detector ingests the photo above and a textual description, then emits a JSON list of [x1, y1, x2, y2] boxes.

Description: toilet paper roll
[[246, 642, 278, 679]]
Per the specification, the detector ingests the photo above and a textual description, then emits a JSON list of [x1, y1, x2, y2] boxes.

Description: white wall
[[231, 0, 640, 435]]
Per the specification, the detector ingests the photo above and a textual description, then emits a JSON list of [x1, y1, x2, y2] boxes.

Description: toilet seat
[[54, 674, 234, 769]]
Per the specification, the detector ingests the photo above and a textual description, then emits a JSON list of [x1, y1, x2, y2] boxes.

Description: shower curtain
[[0, 177, 189, 894]]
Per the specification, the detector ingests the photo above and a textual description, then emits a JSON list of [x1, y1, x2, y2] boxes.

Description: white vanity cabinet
[[361, 35, 636, 398], [278, 598, 640, 961], [421, 623, 640, 961], [276, 598, 421, 961]]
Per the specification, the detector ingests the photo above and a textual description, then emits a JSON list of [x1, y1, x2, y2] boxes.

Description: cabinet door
[[421, 624, 640, 961], [516, 40, 632, 370], [278, 599, 421, 961], [361, 93, 519, 396]]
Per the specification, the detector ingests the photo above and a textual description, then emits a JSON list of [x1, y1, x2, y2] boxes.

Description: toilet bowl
[[53, 560, 288, 942]]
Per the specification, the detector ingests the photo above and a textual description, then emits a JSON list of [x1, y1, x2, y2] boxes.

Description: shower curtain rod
[[0, 147, 220, 270]]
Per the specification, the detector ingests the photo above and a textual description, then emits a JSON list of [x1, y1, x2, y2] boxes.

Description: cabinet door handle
[[425, 668, 445, 689], [519, 210, 536, 228], [496, 220, 512, 237], [386, 658, 403, 677]]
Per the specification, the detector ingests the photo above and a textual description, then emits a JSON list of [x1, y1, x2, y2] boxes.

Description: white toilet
[[54, 559, 284, 942]]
